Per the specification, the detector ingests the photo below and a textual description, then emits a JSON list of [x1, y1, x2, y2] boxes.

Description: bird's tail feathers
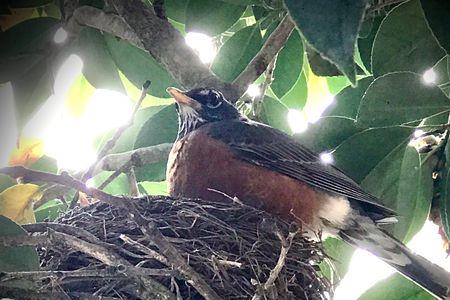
[[339, 215, 450, 300]]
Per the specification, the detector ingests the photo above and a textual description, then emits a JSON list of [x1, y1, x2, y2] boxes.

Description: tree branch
[[68, 5, 144, 48], [106, 0, 238, 100], [232, 15, 295, 97], [0, 166, 129, 209], [93, 143, 173, 175], [0, 230, 175, 300], [69, 3, 295, 104]]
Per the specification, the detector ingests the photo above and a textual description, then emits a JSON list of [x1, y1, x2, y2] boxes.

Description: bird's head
[[167, 87, 241, 139]]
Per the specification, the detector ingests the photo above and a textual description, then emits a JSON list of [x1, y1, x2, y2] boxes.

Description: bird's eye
[[206, 93, 222, 109]]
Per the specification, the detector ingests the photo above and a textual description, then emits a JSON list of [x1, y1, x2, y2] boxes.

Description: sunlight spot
[[53, 27, 68, 44], [84, 89, 133, 134], [85, 178, 95, 189], [319, 152, 334, 164], [422, 68, 437, 85], [413, 129, 424, 138], [246, 84, 261, 98], [287, 109, 308, 133], [185, 32, 216, 63]]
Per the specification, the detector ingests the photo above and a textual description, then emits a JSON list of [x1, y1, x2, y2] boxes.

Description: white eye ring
[[206, 101, 222, 109]]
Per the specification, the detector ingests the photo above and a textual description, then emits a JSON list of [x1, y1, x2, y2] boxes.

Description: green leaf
[[0, 17, 59, 130], [260, 96, 291, 134], [0, 175, 14, 194], [34, 199, 65, 222], [395, 148, 433, 241], [271, 31, 303, 98], [320, 238, 354, 281], [185, 0, 246, 36], [134, 105, 178, 182], [11, 56, 54, 130], [296, 117, 361, 154], [357, 16, 383, 72], [101, 106, 166, 154], [285, 0, 368, 84], [29, 155, 57, 173], [372, 0, 445, 77], [324, 76, 373, 119], [138, 181, 168, 195], [420, 0, 450, 54], [432, 55, 450, 86], [361, 144, 433, 242], [212, 24, 263, 82], [440, 137, 450, 239], [0, 17, 58, 57], [356, 72, 450, 127], [76, 28, 125, 93], [279, 71, 307, 109], [165, 0, 189, 23], [104, 33, 178, 98], [0, 215, 39, 272], [91, 172, 130, 195], [333, 127, 412, 183], [360, 273, 434, 300], [8, 0, 52, 8], [326, 76, 351, 95]]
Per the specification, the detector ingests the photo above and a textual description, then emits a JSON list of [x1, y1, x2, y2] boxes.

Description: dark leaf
[[185, 0, 246, 36], [34, 199, 65, 222], [420, 0, 450, 54], [212, 24, 263, 82], [104, 33, 178, 98], [333, 127, 412, 183], [279, 71, 307, 110], [11, 56, 54, 130], [271, 31, 303, 98], [134, 105, 178, 181], [0, 215, 39, 272], [260, 96, 291, 134], [7, 0, 52, 8], [306, 44, 365, 77], [356, 72, 450, 127], [372, 0, 445, 77], [296, 117, 361, 154], [324, 76, 373, 119], [164, 0, 188, 23], [0, 175, 14, 194], [76, 28, 125, 92], [357, 16, 383, 72], [284, 0, 369, 84], [361, 144, 433, 242]]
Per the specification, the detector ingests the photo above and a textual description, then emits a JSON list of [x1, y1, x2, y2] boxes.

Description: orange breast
[[167, 129, 325, 226]]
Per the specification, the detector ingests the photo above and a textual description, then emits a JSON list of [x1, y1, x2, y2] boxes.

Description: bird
[[166, 86, 450, 300]]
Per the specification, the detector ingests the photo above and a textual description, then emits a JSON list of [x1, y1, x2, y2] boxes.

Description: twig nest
[[39, 196, 331, 299]]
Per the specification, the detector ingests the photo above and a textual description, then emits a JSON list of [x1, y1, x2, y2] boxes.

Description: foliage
[[1, 0, 450, 298]]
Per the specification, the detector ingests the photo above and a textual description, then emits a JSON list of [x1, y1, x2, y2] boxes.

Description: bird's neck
[[176, 115, 207, 140]]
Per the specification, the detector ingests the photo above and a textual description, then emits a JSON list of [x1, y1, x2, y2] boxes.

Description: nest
[[33, 196, 331, 299]]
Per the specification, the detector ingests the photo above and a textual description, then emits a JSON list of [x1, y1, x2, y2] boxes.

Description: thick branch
[[232, 15, 295, 97], [69, 5, 144, 48], [93, 143, 173, 175], [107, 0, 237, 100], [70, 3, 294, 103], [0, 166, 128, 209]]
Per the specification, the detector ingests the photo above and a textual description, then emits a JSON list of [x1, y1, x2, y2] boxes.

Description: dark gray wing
[[206, 119, 396, 219]]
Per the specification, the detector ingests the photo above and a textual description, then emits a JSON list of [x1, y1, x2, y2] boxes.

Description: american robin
[[166, 87, 450, 299]]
